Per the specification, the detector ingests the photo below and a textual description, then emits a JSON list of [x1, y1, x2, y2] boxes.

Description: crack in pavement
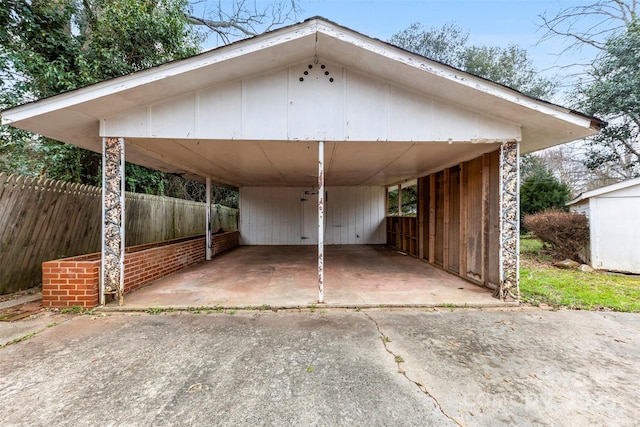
[[362, 312, 463, 427]]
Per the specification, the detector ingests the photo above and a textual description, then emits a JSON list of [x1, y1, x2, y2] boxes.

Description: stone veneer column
[[497, 140, 520, 301], [101, 137, 125, 305]]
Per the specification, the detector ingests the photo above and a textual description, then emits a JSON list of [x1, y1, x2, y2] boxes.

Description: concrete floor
[[3, 310, 639, 426], [117, 245, 508, 309]]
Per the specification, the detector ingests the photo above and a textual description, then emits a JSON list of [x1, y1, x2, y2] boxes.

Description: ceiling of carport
[[125, 139, 500, 187]]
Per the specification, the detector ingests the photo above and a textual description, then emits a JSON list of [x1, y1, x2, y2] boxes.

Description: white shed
[[568, 177, 640, 274]]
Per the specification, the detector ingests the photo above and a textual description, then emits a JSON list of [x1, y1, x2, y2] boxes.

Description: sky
[[300, 0, 597, 78], [199, 0, 602, 101]]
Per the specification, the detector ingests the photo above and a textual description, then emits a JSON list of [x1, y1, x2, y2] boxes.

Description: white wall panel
[[345, 71, 389, 140], [103, 60, 522, 143], [150, 93, 195, 138], [242, 71, 289, 139], [240, 186, 386, 245], [591, 196, 640, 273], [197, 82, 242, 138], [288, 64, 345, 140]]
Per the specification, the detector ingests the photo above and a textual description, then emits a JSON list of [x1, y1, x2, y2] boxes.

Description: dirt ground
[[0, 308, 638, 426]]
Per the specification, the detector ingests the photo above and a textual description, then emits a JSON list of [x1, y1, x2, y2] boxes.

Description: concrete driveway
[[0, 308, 639, 426]]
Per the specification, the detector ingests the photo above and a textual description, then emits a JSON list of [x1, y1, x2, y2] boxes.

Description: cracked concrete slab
[[368, 309, 640, 426], [0, 309, 638, 426], [0, 311, 451, 426]]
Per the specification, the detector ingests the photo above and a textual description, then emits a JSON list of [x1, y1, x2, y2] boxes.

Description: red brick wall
[[213, 230, 240, 255], [123, 236, 206, 294], [42, 232, 239, 308], [42, 260, 100, 308]]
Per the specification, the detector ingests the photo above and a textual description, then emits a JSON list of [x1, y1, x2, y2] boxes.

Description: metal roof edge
[[567, 176, 640, 205]]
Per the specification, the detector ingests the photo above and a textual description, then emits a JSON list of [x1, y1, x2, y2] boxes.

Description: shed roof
[[568, 176, 640, 205], [1, 17, 603, 187]]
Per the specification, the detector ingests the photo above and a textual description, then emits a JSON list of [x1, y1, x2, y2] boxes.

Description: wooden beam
[[384, 186, 389, 216], [459, 162, 468, 280], [443, 168, 450, 270], [418, 177, 425, 259], [397, 184, 403, 249], [481, 153, 491, 286], [428, 174, 436, 264]]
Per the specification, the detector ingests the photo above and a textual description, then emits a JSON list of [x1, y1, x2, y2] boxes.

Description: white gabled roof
[[568, 176, 640, 205], [1, 17, 604, 187]]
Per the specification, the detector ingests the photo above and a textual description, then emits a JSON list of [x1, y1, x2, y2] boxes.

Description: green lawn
[[519, 237, 640, 312]]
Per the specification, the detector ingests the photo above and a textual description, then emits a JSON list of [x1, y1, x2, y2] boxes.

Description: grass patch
[[60, 305, 84, 314], [519, 236, 640, 312], [520, 236, 543, 255], [520, 265, 640, 312]]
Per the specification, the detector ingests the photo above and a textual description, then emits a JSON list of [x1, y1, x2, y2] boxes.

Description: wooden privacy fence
[[0, 173, 238, 294]]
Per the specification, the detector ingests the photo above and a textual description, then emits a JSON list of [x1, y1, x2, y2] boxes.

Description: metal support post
[[318, 141, 325, 304], [206, 177, 212, 260]]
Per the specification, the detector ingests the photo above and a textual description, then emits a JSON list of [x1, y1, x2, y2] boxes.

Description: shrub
[[524, 210, 589, 263]]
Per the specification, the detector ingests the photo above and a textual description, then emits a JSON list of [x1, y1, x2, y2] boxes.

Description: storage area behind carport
[[112, 245, 506, 309]]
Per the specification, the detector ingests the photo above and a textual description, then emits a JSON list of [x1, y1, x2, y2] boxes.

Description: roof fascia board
[[315, 20, 597, 132], [1, 20, 319, 126], [568, 176, 640, 205]]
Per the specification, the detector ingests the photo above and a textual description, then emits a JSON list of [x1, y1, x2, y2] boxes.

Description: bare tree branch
[[187, 0, 300, 45], [538, 0, 636, 53]]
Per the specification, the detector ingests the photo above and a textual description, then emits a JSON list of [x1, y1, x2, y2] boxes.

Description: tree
[[0, 0, 202, 192], [536, 1, 638, 188], [387, 185, 417, 216], [389, 22, 557, 99], [520, 158, 571, 222], [1, 0, 294, 202], [460, 45, 556, 99], [580, 17, 640, 180], [389, 22, 469, 67]]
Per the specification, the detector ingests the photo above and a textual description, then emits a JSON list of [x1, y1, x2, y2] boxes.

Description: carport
[[0, 17, 603, 307]]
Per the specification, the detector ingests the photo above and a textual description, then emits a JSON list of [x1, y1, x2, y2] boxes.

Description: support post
[[481, 153, 491, 286], [417, 177, 425, 259], [443, 168, 450, 270], [101, 137, 125, 306], [428, 174, 436, 264], [497, 141, 520, 301], [459, 162, 468, 279], [318, 141, 325, 303], [206, 178, 212, 260]]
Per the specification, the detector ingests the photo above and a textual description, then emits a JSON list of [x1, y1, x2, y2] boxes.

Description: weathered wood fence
[[0, 173, 238, 293]]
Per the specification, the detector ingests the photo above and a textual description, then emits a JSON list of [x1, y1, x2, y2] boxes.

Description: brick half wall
[[42, 231, 239, 308]]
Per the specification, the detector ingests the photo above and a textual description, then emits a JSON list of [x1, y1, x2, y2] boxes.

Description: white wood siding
[[240, 186, 386, 245], [589, 187, 640, 273], [102, 60, 521, 143]]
